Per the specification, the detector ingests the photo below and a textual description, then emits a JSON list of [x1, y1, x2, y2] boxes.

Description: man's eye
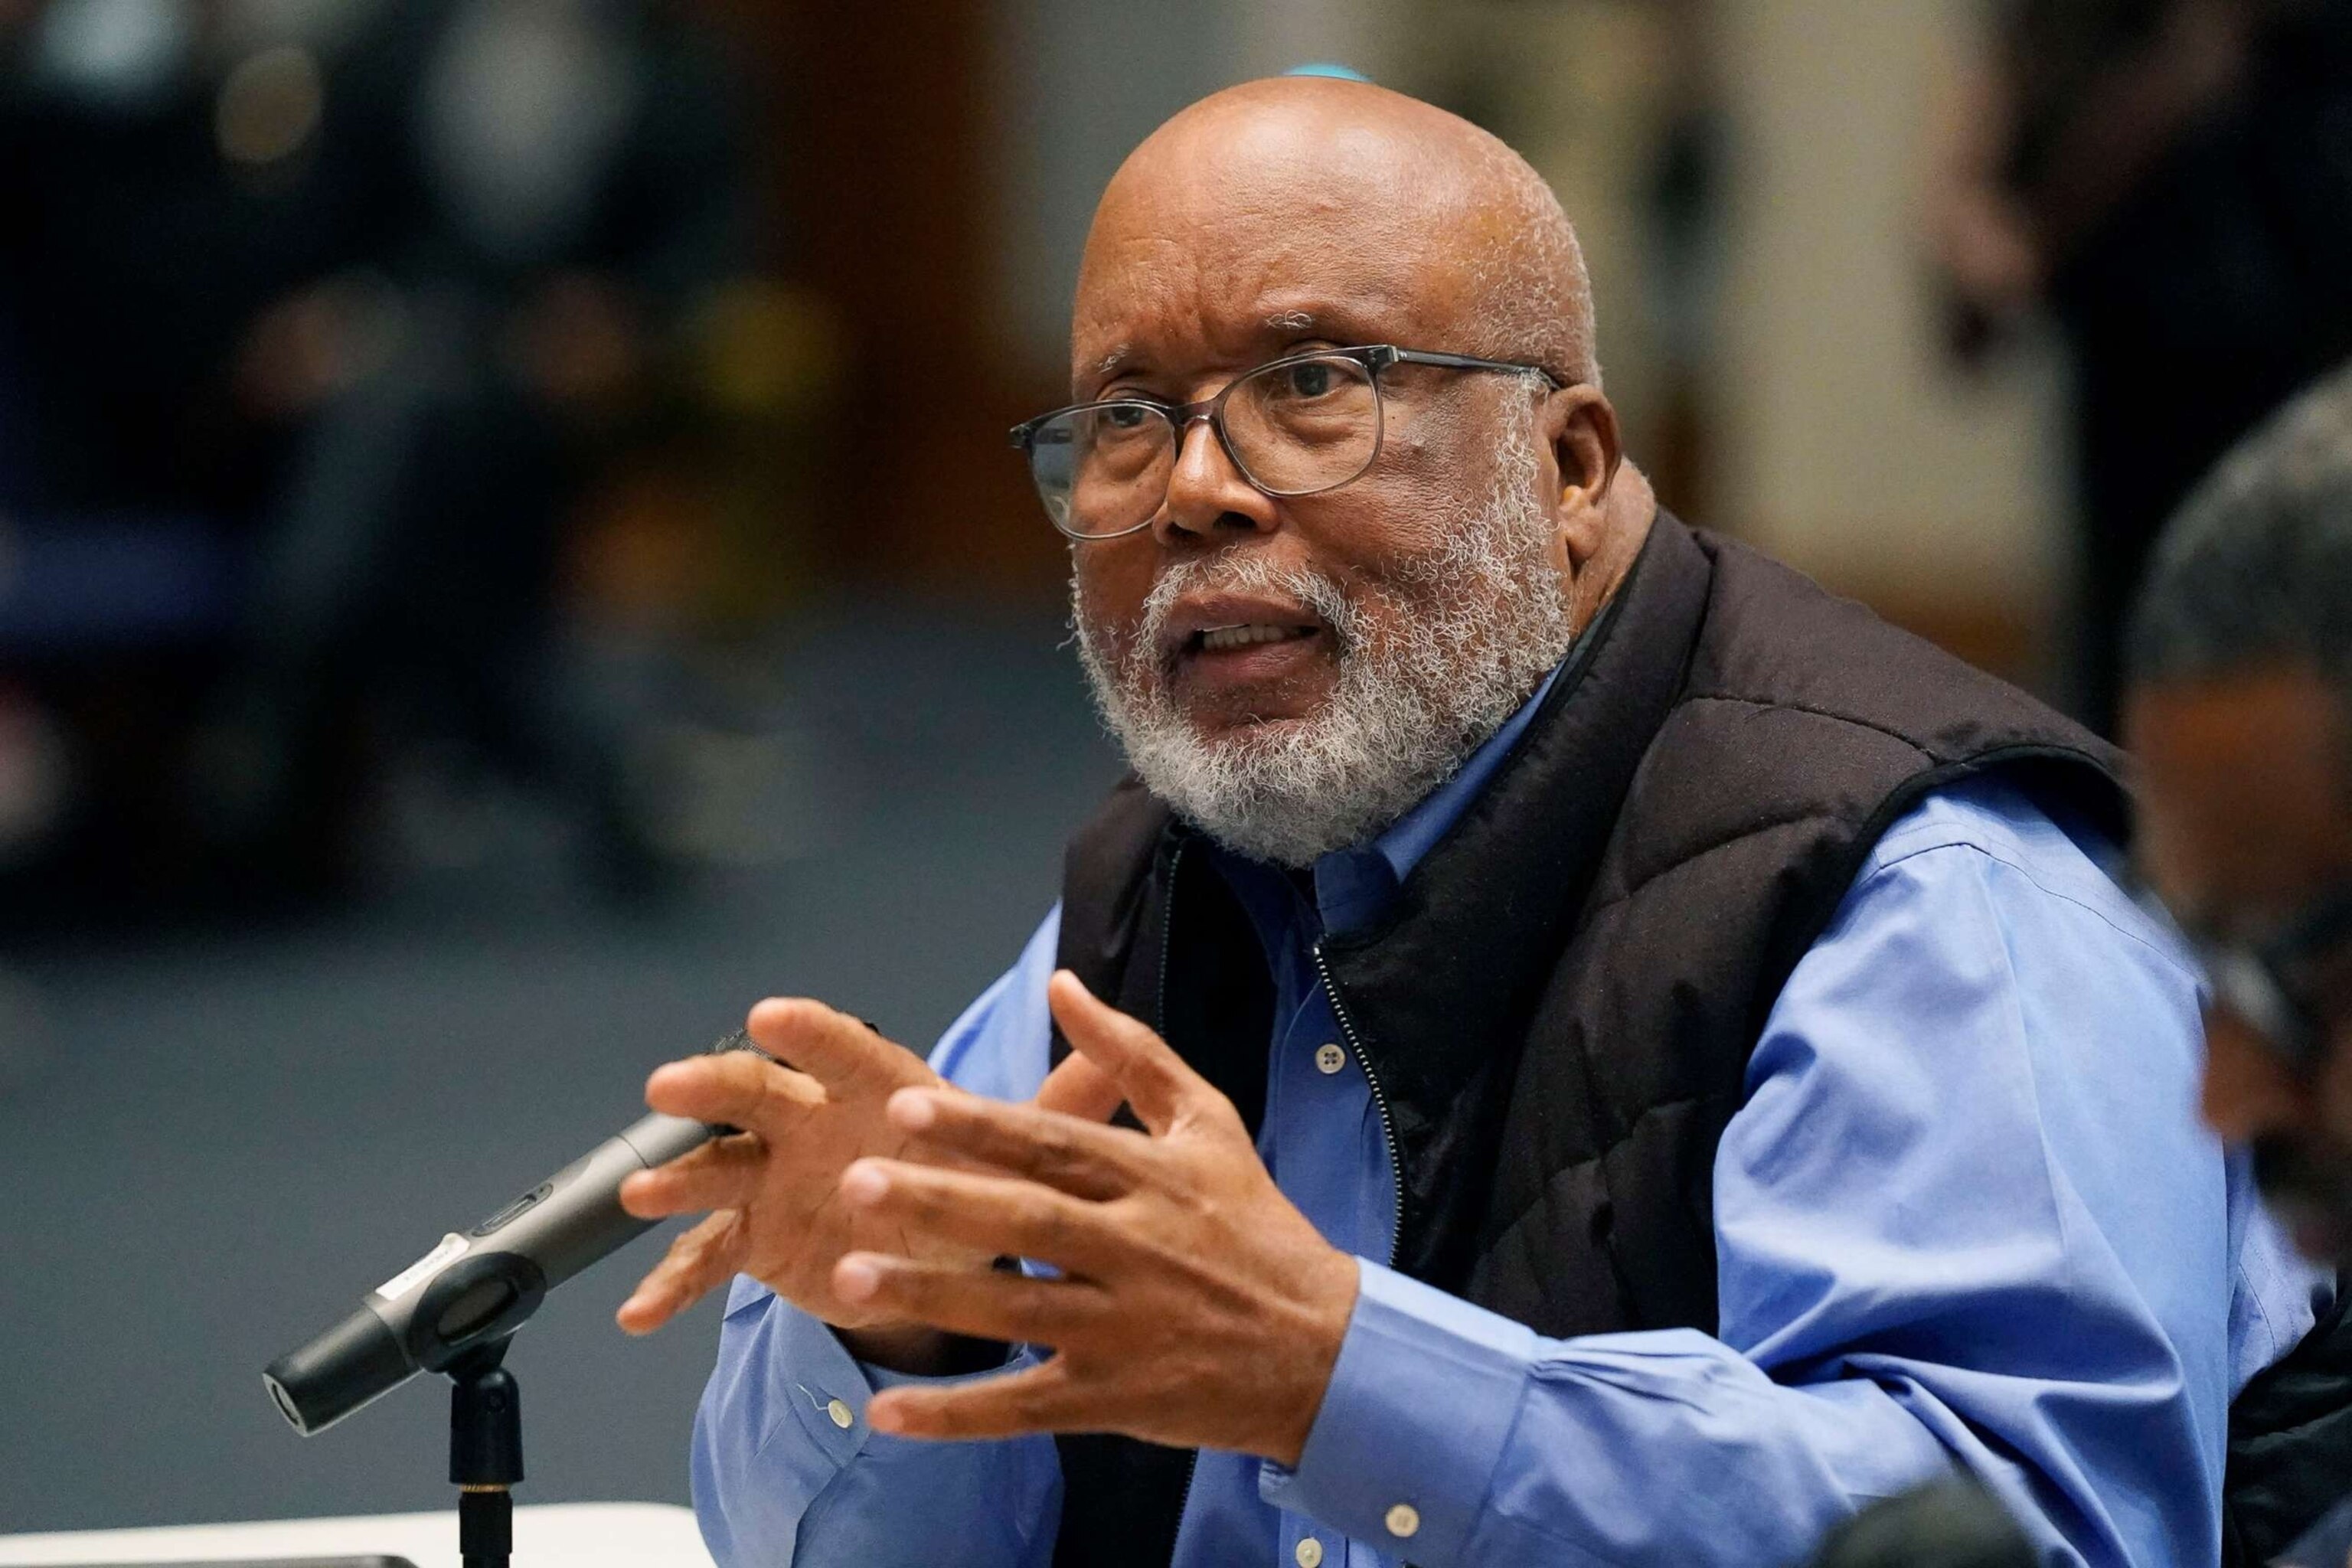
[[1280, 362, 1336, 399], [1099, 403, 1154, 431]]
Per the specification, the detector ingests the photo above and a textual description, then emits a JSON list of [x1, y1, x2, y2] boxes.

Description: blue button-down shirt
[[690, 678, 2325, 1568]]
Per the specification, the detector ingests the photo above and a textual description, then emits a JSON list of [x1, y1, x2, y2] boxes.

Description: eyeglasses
[[2156, 884, 2352, 1072], [1008, 344, 1562, 541]]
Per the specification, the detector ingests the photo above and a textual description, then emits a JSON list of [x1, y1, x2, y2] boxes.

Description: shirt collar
[[1311, 657, 1567, 935]]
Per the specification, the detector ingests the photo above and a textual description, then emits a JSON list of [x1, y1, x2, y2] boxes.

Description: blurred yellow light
[[691, 281, 844, 420]]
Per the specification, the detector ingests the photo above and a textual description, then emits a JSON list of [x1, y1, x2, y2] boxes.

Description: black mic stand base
[[448, 1343, 523, 1568]]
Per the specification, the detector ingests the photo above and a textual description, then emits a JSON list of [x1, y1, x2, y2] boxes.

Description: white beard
[[1073, 416, 1575, 867]]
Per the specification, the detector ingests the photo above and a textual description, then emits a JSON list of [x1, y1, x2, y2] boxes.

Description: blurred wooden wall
[[694, 0, 1070, 601]]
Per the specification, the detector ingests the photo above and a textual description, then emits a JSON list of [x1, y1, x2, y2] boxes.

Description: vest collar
[[1313, 513, 1713, 1218]]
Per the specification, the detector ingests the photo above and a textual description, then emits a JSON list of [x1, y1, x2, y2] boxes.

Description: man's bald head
[[1072, 77, 1599, 396]]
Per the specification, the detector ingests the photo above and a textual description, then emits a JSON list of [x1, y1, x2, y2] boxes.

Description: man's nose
[[1155, 417, 1279, 544]]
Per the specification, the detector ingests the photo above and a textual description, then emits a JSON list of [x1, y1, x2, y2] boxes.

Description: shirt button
[[1385, 1502, 1421, 1540], [1314, 1042, 1348, 1075], [1294, 1539, 1325, 1568], [825, 1398, 854, 1429]]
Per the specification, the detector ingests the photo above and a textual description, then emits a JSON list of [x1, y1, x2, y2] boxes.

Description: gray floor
[[0, 606, 1124, 1534]]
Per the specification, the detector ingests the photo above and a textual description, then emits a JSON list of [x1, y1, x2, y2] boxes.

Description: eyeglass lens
[[1027, 354, 1382, 538]]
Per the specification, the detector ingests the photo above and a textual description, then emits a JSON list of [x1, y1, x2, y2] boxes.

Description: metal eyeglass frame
[[1008, 343, 1565, 541]]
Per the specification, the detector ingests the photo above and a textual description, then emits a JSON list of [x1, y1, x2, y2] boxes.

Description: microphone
[[263, 1031, 755, 1436]]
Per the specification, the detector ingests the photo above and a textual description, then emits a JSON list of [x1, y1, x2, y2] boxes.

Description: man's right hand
[[612, 997, 1124, 1362]]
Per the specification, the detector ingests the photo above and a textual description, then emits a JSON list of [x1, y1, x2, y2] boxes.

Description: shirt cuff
[[699, 1286, 1061, 1566], [750, 1288, 1020, 1462], [1259, 1259, 1538, 1564]]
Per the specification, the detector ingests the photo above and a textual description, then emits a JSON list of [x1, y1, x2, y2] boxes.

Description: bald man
[[616, 81, 2335, 1567]]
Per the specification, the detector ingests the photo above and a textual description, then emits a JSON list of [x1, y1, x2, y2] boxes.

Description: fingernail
[[841, 1162, 889, 1205], [889, 1089, 937, 1129], [867, 1395, 903, 1432], [835, 1256, 880, 1301]]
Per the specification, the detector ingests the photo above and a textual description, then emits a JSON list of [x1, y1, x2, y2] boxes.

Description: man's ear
[[1546, 385, 1623, 573]]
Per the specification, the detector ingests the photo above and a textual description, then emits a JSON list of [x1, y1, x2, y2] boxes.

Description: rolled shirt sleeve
[[689, 907, 1065, 1567], [1266, 787, 2320, 1567]]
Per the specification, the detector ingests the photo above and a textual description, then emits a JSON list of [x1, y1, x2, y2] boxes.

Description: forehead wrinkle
[[1072, 202, 1428, 391], [1077, 194, 1387, 326], [1254, 292, 1416, 339]]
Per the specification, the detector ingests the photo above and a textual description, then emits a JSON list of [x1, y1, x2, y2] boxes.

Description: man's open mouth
[[1193, 624, 1319, 653]]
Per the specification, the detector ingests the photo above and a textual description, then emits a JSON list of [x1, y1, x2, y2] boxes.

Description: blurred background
[[4, 0, 2350, 1534]]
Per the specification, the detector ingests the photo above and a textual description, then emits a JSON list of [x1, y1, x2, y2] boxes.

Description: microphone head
[[263, 1303, 414, 1436]]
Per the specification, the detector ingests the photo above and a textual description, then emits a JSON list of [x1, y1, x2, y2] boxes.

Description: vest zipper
[[1155, 840, 1185, 1052], [1156, 842, 1204, 1545], [1312, 940, 1403, 1269], [1310, 946, 1410, 1567]]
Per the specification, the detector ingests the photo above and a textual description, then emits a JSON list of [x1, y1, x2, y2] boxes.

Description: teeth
[[1200, 624, 1303, 652]]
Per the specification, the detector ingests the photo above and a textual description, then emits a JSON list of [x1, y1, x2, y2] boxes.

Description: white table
[[0, 1501, 713, 1567]]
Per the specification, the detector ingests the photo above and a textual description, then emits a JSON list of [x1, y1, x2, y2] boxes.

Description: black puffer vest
[[1046, 514, 2352, 1566]]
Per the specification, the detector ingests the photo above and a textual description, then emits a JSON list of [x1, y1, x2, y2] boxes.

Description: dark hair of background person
[[2126, 358, 2352, 710]]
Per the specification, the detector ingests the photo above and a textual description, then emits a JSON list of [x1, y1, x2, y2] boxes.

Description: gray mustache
[[1133, 557, 1359, 674]]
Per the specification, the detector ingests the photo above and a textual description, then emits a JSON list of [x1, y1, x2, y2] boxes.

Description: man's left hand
[[828, 969, 1360, 1467]]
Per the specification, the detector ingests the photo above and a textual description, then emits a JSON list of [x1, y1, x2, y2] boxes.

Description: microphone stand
[[447, 1341, 523, 1568]]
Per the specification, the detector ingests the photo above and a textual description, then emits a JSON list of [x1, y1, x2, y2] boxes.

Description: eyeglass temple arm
[[1383, 347, 1566, 387]]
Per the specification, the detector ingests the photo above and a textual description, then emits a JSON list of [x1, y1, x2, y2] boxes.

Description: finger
[[887, 1087, 1145, 1200], [747, 997, 923, 1092], [616, 1210, 745, 1335], [1033, 1050, 1126, 1125], [839, 1158, 1115, 1272], [867, 1358, 1095, 1442], [619, 1133, 766, 1219], [1045, 970, 1214, 1137], [832, 1250, 1106, 1347], [645, 1050, 823, 1138]]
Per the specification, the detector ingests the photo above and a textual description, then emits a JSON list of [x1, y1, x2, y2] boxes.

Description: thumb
[[1032, 1047, 1125, 1124], [1045, 969, 1204, 1136]]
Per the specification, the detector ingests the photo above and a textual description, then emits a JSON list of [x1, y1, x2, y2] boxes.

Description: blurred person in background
[[1928, 0, 2352, 737], [2125, 361, 2352, 1568], [2131, 358, 2352, 1266], [618, 77, 2342, 1568], [0, 0, 748, 906]]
